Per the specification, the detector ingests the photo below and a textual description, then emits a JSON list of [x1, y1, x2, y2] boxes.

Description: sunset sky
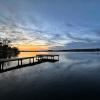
[[0, 0, 100, 50]]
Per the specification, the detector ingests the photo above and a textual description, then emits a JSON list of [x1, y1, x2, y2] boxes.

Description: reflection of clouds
[[66, 52, 100, 60], [62, 53, 100, 70], [52, 52, 100, 70]]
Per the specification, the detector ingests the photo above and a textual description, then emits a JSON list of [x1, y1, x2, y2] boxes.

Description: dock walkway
[[0, 55, 59, 73]]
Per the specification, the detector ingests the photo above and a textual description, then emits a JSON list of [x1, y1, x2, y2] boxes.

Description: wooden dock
[[0, 55, 59, 73]]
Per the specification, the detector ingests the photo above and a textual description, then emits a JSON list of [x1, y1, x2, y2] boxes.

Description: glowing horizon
[[16, 44, 49, 51]]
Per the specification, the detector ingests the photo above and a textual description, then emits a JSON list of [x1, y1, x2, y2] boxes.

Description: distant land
[[20, 48, 100, 52]]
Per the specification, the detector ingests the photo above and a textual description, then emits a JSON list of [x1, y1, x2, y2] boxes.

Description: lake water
[[0, 52, 100, 99]]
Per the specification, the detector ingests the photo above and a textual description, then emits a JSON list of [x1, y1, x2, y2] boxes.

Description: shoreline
[[20, 49, 100, 52]]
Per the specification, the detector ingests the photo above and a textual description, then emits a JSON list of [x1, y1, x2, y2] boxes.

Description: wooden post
[[29, 58, 31, 64], [38, 57, 39, 60], [1, 62, 4, 70], [47, 56, 48, 60], [53, 56, 54, 60], [33, 57, 34, 63], [21, 59, 22, 66], [0, 62, 2, 70], [18, 60, 20, 66]]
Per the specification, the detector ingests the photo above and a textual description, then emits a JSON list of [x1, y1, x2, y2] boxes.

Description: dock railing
[[0, 54, 59, 72], [36, 55, 59, 61]]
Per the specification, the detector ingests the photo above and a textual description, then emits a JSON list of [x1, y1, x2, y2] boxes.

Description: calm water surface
[[0, 52, 100, 99]]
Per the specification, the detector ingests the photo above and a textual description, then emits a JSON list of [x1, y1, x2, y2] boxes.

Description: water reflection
[[18, 52, 48, 57], [0, 52, 100, 99]]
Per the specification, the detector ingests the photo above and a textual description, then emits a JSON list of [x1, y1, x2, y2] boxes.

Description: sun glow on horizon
[[16, 45, 49, 51]]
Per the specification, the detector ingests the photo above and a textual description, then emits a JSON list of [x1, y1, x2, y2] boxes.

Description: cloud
[[66, 33, 94, 42], [0, 0, 100, 49]]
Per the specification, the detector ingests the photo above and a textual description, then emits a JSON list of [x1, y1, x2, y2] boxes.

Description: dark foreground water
[[0, 52, 100, 99]]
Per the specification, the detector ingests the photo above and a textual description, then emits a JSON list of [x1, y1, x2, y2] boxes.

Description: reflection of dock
[[0, 55, 59, 73]]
